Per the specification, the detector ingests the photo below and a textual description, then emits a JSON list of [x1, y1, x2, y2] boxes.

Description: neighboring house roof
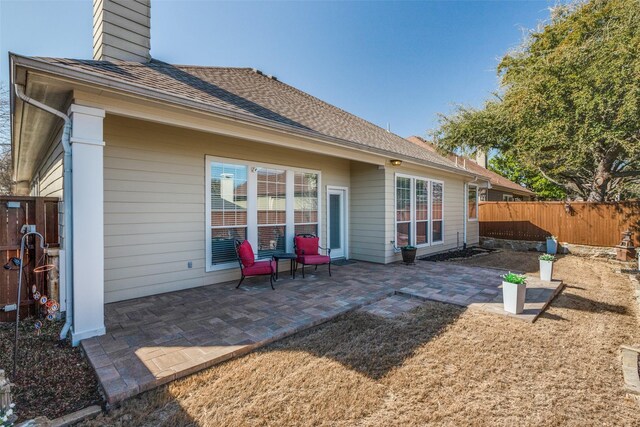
[[461, 159, 535, 196], [406, 136, 535, 196], [12, 55, 485, 179]]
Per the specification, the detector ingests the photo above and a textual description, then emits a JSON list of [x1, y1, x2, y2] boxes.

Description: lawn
[[84, 251, 640, 426]]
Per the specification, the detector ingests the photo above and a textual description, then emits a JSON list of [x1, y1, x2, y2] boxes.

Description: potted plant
[[502, 272, 527, 314], [539, 254, 555, 281], [546, 235, 558, 255], [401, 245, 417, 265]]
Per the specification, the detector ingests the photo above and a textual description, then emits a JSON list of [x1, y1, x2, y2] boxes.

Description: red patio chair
[[234, 240, 276, 290], [294, 234, 331, 278]]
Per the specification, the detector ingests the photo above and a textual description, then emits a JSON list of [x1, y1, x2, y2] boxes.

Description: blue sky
[[0, 0, 554, 138]]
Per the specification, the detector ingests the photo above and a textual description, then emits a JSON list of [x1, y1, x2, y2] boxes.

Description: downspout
[[463, 182, 468, 248], [14, 84, 74, 341]]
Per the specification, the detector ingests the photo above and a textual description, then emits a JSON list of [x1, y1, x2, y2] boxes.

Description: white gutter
[[14, 84, 74, 342]]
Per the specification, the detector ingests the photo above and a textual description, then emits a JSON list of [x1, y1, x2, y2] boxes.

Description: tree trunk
[[586, 152, 615, 202]]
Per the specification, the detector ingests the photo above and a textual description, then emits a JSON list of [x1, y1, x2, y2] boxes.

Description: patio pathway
[[82, 261, 562, 404], [397, 263, 564, 322], [358, 294, 426, 318]]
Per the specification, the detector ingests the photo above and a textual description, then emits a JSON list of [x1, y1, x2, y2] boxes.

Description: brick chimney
[[475, 150, 488, 169], [93, 0, 151, 62]]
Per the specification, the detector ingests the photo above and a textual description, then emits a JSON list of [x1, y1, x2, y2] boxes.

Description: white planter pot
[[539, 260, 554, 281], [502, 281, 526, 314]]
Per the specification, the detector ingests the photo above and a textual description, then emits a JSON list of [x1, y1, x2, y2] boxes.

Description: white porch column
[[69, 104, 106, 345]]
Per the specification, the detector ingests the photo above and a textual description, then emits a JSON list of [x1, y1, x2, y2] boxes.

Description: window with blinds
[[210, 162, 248, 266], [415, 179, 429, 245], [256, 168, 287, 258], [395, 177, 411, 247], [432, 182, 443, 242], [206, 157, 321, 271], [294, 172, 319, 236], [395, 174, 445, 248], [468, 185, 478, 220]]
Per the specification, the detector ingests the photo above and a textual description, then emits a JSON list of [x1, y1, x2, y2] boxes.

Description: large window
[[432, 182, 443, 243], [209, 162, 248, 265], [256, 168, 286, 258], [206, 157, 320, 270], [395, 174, 444, 248], [468, 185, 478, 220], [294, 172, 319, 236], [415, 179, 429, 245], [395, 177, 412, 247]]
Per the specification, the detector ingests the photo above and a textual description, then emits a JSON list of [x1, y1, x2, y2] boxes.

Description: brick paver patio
[[358, 294, 426, 318], [82, 260, 563, 403]]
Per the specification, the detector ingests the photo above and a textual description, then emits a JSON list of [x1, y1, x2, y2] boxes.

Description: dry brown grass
[[84, 252, 640, 426]]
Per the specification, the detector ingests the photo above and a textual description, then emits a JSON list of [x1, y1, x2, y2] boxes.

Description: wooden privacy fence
[[479, 201, 640, 247], [0, 196, 59, 322]]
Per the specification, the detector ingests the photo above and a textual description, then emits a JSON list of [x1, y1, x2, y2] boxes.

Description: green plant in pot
[[501, 272, 527, 314], [401, 245, 417, 265], [538, 254, 555, 282]]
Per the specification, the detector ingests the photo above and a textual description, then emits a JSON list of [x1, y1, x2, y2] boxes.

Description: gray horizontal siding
[[103, 115, 350, 302], [384, 165, 470, 263], [350, 162, 386, 263]]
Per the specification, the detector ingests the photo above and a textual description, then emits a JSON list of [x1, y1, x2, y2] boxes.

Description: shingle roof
[[406, 136, 535, 196], [30, 57, 468, 173]]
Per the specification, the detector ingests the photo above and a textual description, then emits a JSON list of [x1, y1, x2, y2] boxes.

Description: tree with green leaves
[[432, 0, 640, 201], [489, 153, 566, 200]]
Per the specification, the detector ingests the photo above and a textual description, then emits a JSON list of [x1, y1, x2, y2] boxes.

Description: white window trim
[[326, 185, 349, 260], [394, 173, 445, 249], [468, 184, 479, 222], [431, 180, 445, 245], [205, 156, 321, 272], [415, 178, 429, 247], [293, 170, 322, 239]]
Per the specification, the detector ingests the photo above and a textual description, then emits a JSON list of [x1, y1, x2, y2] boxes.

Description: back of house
[[9, 0, 489, 343]]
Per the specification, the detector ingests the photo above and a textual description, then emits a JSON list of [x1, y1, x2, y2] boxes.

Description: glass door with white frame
[[327, 188, 346, 259]]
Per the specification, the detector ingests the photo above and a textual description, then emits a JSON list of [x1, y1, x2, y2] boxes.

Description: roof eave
[[10, 53, 483, 179], [491, 184, 535, 196]]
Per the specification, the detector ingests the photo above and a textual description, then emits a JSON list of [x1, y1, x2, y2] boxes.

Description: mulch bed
[[0, 318, 102, 422], [419, 247, 494, 262]]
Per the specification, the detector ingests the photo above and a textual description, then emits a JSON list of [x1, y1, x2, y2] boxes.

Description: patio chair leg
[[236, 275, 245, 289], [269, 274, 275, 290], [302, 264, 305, 278], [328, 262, 332, 277], [315, 265, 318, 271]]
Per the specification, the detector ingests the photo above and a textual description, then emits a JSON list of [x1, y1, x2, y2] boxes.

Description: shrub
[[539, 254, 555, 262]]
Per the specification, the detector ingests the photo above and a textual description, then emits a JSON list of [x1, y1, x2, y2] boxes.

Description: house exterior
[[406, 136, 535, 201], [9, 0, 489, 344]]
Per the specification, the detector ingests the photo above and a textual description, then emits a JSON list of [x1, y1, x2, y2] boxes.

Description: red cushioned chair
[[234, 240, 276, 290], [294, 234, 331, 278]]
